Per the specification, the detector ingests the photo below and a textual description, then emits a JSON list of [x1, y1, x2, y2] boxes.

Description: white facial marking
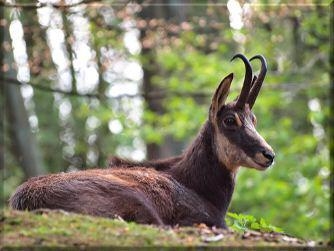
[[213, 113, 273, 172]]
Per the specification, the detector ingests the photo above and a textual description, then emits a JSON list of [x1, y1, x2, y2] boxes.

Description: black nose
[[262, 150, 275, 162]]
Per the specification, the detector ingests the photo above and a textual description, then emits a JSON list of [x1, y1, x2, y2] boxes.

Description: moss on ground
[[1, 209, 326, 249]]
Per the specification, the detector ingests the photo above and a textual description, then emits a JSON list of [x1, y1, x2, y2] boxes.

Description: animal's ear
[[209, 73, 233, 121]]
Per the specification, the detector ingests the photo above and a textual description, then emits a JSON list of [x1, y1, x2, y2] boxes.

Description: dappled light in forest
[[1, 0, 331, 244]]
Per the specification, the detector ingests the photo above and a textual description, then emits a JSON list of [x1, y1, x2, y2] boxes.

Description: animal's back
[[9, 167, 221, 226]]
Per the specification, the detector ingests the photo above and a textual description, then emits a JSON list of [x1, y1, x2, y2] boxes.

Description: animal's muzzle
[[260, 149, 275, 166], [262, 149, 275, 162]]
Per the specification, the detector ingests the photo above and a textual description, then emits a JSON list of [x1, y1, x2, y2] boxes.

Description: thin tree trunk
[[5, 84, 45, 177], [93, 33, 108, 167], [60, 2, 77, 91], [329, 2, 334, 228], [0, 5, 5, 172], [139, 1, 188, 159], [60, 6, 87, 169], [290, 16, 302, 67], [2, 9, 44, 178]]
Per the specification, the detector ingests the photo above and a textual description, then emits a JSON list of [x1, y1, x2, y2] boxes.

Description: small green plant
[[226, 212, 284, 233]]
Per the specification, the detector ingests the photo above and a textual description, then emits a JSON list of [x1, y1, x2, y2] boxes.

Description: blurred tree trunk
[[330, 2, 334, 226], [290, 15, 302, 67], [4, 85, 45, 178], [60, 0, 77, 91], [0, 6, 4, 171], [0, 88, 3, 171], [60, 6, 88, 170], [93, 34, 108, 167], [139, 1, 189, 159], [3, 10, 44, 177], [19, 2, 66, 173]]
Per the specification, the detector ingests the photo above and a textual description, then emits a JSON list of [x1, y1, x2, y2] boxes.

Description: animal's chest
[[163, 183, 223, 227]]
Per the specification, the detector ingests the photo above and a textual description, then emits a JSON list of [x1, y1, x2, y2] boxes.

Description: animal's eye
[[224, 117, 237, 127]]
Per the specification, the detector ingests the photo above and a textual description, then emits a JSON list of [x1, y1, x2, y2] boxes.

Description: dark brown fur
[[10, 122, 231, 227], [9, 54, 274, 228], [10, 125, 227, 227], [108, 155, 182, 171]]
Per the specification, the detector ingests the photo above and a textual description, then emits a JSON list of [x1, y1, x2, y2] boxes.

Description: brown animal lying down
[[10, 54, 275, 228], [10, 167, 223, 226]]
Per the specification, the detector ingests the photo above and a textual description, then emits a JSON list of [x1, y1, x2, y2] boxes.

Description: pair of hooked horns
[[231, 54, 267, 109]]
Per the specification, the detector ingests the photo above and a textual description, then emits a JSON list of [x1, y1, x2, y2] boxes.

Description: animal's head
[[209, 54, 275, 172]]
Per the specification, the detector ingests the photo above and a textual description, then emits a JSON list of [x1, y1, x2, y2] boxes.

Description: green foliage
[[3, 1, 330, 242], [226, 212, 284, 234], [142, 5, 330, 240]]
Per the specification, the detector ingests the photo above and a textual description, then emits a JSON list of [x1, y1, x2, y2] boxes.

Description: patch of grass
[[1, 209, 321, 248], [2, 209, 199, 247]]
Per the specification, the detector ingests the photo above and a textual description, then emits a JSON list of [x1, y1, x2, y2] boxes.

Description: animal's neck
[[169, 121, 236, 214]]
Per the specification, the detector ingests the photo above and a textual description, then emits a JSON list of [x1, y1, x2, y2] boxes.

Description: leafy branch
[[2, 77, 210, 100], [2, 76, 315, 101]]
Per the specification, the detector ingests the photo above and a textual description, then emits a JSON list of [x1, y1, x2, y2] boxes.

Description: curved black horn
[[231, 53, 253, 109], [248, 55, 267, 109]]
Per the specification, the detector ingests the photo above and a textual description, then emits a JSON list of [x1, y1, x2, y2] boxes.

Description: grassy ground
[[1, 209, 327, 249]]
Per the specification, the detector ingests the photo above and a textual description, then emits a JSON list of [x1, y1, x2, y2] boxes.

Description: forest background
[[1, 0, 331, 241]]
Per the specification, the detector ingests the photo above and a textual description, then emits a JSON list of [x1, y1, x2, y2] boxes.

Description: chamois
[[10, 54, 275, 228]]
